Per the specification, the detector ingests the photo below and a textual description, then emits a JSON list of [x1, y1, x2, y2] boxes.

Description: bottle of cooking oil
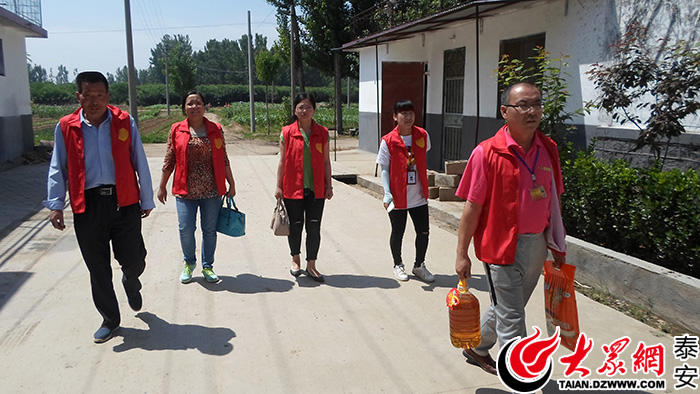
[[447, 278, 481, 349]]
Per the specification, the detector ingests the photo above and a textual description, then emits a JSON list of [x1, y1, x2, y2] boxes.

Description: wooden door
[[381, 62, 426, 137]]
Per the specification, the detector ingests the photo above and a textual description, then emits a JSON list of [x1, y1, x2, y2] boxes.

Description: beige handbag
[[271, 198, 290, 236]]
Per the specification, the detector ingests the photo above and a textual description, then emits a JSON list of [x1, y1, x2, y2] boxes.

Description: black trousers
[[73, 186, 146, 329], [388, 203, 429, 267], [284, 188, 325, 261]]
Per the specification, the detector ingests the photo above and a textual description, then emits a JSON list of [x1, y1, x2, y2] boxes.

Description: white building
[[0, 1, 46, 164], [342, 0, 700, 170]]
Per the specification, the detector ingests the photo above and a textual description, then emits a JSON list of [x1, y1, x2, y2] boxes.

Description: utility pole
[[289, 1, 296, 115], [123, 0, 138, 123], [165, 45, 170, 115], [333, 49, 342, 161], [248, 11, 256, 133]]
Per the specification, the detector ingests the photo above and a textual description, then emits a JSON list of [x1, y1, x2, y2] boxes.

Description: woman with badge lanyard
[[376, 99, 435, 283]]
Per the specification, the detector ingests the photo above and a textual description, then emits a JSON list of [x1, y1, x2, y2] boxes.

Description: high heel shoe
[[305, 269, 324, 282]]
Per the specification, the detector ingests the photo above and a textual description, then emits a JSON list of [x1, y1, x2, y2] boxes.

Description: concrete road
[[0, 145, 692, 394]]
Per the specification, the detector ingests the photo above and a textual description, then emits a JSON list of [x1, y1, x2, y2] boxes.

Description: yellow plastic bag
[[544, 260, 580, 351]]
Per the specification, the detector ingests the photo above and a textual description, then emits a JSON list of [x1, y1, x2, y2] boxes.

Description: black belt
[[86, 185, 116, 196]]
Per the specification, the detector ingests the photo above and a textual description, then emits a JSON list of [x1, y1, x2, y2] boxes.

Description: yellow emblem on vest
[[118, 128, 129, 142], [316, 142, 323, 153], [215, 138, 223, 149], [415, 137, 425, 148]]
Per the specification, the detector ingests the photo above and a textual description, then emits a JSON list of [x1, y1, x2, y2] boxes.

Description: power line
[[50, 22, 276, 35]]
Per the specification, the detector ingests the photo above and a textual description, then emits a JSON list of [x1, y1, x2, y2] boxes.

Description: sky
[[25, 0, 280, 77]]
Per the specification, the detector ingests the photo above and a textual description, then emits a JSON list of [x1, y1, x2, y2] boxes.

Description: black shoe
[[305, 270, 325, 282], [93, 326, 119, 343], [127, 290, 142, 311], [290, 267, 303, 277]]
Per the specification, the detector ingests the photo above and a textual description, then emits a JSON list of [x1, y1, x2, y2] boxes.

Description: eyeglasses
[[504, 102, 545, 112], [296, 105, 314, 112]]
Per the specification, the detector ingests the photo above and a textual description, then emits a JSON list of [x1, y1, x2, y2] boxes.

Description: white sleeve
[[376, 139, 391, 166]]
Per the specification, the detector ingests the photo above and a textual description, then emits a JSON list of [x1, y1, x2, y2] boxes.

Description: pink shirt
[[456, 131, 553, 234]]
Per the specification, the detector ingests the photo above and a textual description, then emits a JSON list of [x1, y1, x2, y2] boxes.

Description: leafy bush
[[30, 82, 75, 105], [109, 82, 129, 104], [136, 84, 179, 107], [563, 151, 700, 277]]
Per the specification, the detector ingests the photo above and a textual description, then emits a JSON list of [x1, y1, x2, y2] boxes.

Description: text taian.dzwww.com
[[557, 379, 667, 391]]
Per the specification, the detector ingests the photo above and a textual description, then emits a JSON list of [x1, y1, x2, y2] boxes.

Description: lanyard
[[513, 146, 540, 184]]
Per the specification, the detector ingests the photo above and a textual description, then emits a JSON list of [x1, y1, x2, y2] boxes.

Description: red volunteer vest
[[59, 105, 139, 214], [382, 126, 429, 209], [170, 118, 227, 196], [474, 126, 564, 265], [282, 121, 328, 199]]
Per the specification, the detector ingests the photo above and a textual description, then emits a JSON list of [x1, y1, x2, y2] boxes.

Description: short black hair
[[75, 71, 109, 93], [288, 92, 317, 124], [500, 82, 539, 105], [393, 99, 415, 114], [181, 91, 207, 115]]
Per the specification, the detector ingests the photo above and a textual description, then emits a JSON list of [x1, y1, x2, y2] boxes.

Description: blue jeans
[[175, 196, 221, 268]]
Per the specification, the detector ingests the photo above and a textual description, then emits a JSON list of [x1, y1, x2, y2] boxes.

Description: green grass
[[138, 104, 169, 122], [31, 104, 178, 144], [217, 102, 359, 140]]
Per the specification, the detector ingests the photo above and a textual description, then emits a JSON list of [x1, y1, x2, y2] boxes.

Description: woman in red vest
[[376, 99, 435, 283], [275, 93, 333, 282], [158, 91, 236, 284]]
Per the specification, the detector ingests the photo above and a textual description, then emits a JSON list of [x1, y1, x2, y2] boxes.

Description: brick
[[427, 170, 438, 186], [435, 174, 461, 188], [438, 187, 465, 201], [428, 186, 440, 199], [444, 160, 468, 175]]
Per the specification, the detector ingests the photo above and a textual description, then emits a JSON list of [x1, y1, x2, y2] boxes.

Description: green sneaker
[[180, 263, 195, 283], [202, 267, 219, 283]]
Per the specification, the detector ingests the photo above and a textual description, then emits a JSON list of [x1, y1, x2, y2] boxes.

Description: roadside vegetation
[[215, 101, 359, 141], [31, 100, 359, 145], [31, 103, 184, 145]]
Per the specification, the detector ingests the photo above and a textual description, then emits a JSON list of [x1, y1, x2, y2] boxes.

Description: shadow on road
[[0, 272, 33, 311], [194, 273, 296, 293], [113, 312, 235, 355]]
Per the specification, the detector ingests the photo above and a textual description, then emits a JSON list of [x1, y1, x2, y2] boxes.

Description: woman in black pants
[[376, 99, 435, 283], [275, 93, 333, 282]]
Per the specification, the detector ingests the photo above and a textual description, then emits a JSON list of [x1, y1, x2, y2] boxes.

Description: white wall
[[354, 0, 700, 150], [0, 24, 31, 117]]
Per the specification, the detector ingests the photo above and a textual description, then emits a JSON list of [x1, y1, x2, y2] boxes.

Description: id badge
[[407, 170, 417, 185], [529, 184, 547, 201]]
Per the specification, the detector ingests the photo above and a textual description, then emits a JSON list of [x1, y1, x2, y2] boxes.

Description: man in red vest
[[454, 82, 566, 375], [44, 71, 155, 343]]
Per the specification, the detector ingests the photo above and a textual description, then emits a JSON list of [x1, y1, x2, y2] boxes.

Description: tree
[[137, 67, 161, 85], [267, 0, 307, 92], [27, 63, 48, 83], [115, 66, 130, 83], [55, 65, 70, 84], [150, 34, 197, 98], [256, 49, 284, 133], [587, 22, 700, 162], [496, 47, 582, 152]]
